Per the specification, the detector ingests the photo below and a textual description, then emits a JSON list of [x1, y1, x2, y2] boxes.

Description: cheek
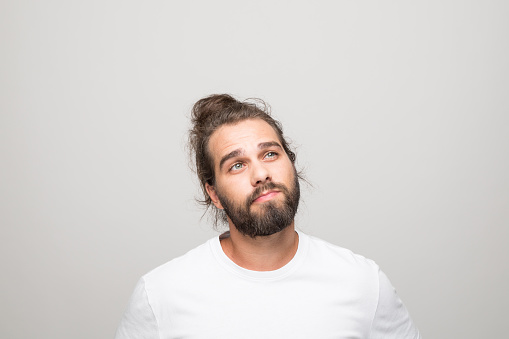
[[217, 177, 250, 200], [277, 161, 296, 182]]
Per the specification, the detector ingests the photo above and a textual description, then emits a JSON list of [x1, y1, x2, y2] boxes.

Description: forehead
[[208, 119, 280, 162]]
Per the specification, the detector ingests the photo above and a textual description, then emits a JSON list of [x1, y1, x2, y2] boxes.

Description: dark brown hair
[[188, 94, 297, 226]]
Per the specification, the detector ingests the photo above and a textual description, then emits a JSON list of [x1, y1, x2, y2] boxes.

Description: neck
[[220, 222, 299, 271]]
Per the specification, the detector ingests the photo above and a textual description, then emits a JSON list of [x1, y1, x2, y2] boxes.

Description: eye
[[264, 151, 278, 159], [229, 163, 244, 172]]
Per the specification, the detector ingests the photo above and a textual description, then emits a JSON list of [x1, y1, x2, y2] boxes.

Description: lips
[[252, 190, 280, 203]]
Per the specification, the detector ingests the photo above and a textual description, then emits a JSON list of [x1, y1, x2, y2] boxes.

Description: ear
[[205, 183, 224, 209]]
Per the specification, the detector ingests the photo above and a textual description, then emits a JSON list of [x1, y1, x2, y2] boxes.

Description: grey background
[[1, 1, 508, 338]]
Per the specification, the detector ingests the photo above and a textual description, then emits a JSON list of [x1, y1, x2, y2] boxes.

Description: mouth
[[252, 190, 280, 204]]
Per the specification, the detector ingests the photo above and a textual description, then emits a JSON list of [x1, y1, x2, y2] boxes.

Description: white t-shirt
[[115, 231, 421, 339]]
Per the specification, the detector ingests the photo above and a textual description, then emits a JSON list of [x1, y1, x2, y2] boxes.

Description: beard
[[215, 173, 300, 238]]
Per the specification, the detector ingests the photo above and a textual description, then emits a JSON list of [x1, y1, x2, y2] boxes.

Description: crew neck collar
[[210, 229, 309, 282]]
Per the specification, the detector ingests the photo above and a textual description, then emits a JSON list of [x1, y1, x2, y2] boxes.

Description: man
[[115, 94, 421, 338]]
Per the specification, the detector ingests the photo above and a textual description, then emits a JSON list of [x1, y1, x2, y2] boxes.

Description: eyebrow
[[258, 141, 282, 150], [218, 141, 283, 170]]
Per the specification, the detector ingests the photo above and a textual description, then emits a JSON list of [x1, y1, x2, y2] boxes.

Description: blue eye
[[230, 163, 244, 171], [265, 151, 277, 159]]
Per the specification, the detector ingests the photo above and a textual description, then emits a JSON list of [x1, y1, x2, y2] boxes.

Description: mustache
[[247, 182, 289, 205]]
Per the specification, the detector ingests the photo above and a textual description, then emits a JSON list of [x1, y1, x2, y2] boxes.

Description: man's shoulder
[[141, 236, 217, 286], [302, 232, 379, 274]]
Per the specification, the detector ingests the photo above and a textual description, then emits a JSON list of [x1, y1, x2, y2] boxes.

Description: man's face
[[206, 119, 300, 237]]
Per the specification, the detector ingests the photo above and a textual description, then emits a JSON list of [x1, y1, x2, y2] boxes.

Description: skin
[[205, 118, 299, 271]]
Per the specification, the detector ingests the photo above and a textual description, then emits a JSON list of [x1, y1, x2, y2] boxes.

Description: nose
[[250, 161, 271, 186]]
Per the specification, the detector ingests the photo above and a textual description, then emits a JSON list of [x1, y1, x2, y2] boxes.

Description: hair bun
[[191, 94, 240, 127]]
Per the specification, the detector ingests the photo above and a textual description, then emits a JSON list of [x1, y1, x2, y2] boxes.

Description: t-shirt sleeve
[[369, 269, 421, 339], [115, 278, 160, 339]]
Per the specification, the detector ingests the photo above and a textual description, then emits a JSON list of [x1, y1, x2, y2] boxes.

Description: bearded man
[[115, 94, 421, 339]]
